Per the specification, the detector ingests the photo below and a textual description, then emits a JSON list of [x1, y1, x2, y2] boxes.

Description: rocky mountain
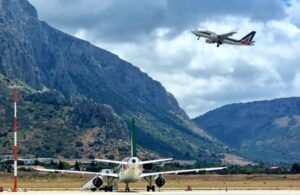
[[193, 98, 300, 164], [0, 73, 132, 159], [0, 0, 185, 116], [0, 0, 229, 162]]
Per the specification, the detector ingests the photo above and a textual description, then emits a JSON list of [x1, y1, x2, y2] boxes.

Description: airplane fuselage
[[191, 29, 255, 46], [118, 157, 143, 183], [192, 30, 218, 40]]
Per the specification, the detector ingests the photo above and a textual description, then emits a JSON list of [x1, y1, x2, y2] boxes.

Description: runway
[[1, 191, 299, 195]]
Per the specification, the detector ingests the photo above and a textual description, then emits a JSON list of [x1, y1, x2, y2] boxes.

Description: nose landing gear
[[125, 183, 130, 192]]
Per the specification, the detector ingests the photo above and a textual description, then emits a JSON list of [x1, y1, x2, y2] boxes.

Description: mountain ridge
[[0, 0, 231, 163], [0, 0, 186, 116], [193, 97, 300, 164]]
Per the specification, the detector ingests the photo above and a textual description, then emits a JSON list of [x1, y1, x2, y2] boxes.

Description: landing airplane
[[191, 29, 256, 47], [36, 119, 226, 192]]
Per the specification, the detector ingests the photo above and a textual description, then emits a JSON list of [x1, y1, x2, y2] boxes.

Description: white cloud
[[291, 73, 300, 95], [28, 0, 300, 118], [287, 0, 300, 26], [29, 0, 113, 18], [28, 0, 286, 42], [94, 14, 300, 117]]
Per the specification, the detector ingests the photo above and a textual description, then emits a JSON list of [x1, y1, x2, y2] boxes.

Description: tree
[[58, 160, 64, 170], [291, 163, 300, 174], [34, 160, 39, 166], [75, 161, 80, 171], [6, 165, 12, 173]]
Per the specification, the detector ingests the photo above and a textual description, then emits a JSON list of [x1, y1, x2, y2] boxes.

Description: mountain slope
[[0, 73, 132, 159], [193, 98, 300, 164], [0, 0, 228, 162], [0, 0, 186, 117]]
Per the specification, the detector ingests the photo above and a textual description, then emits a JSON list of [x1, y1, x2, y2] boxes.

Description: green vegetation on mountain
[[0, 74, 131, 159], [193, 98, 300, 164], [0, 0, 230, 163]]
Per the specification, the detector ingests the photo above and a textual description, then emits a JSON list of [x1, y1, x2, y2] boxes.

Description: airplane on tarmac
[[36, 119, 226, 192], [191, 29, 256, 47]]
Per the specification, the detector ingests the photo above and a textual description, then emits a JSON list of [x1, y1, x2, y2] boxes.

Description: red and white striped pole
[[13, 87, 18, 192]]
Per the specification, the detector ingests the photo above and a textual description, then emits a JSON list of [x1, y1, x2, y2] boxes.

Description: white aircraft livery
[[36, 119, 226, 192], [191, 29, 256, 47]]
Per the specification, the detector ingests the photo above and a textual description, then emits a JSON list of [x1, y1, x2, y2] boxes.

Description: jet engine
[[155, 176, 166, 188], [81, 176, 103, 191], [205, 39, 215, 44], [92, 177, 103, 188]]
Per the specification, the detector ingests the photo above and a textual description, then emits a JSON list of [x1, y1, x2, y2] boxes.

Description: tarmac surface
[[1, 191, 300, 195]]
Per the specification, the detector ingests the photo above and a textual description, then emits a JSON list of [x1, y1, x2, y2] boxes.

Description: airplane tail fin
[[131, 118, 137, 157], [239, 31, 256, 45]]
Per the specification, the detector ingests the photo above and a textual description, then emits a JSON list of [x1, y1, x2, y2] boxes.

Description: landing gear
[[144, 176, 156, 192], [217, 44, 220, 47], [147, 185, 155, 192], [90, 188, 97, 192], [104, 185, 113, 192], [102, 177, 114, 192], [125, 183, 130, 192], [197, 37, 200, 40]]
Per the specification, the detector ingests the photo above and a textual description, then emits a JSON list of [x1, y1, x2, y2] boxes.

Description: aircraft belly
[[119, 168, 141, 183], [223, 39, 239, 45], [202, 34, 211, 39]]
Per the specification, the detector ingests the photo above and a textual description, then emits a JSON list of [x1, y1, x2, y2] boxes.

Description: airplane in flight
[[36, 119, 226, 192], [191, 29, 256, 47]]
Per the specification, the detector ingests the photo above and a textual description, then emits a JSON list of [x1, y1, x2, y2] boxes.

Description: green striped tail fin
[[131, 118, 137, 157]]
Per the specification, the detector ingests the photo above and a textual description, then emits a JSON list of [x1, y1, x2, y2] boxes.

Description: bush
[[57, 161, 71, 170], [290, 163, 300, 174], [75, 141, 83, 147]]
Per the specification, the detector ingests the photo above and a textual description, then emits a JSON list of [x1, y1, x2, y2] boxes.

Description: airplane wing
[[140, 167, 226, 178], [217, 32, 237, 38], [94, 159, 127, 165], [140, 158, 173, 165], [35, 168, 119, 178]]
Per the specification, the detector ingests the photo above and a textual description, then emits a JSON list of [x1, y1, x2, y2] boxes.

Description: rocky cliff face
[[0, 0, 187, 118], [0, 0, 229, 162], [0, 73, 131, 159], [193, 98, 300, 164]]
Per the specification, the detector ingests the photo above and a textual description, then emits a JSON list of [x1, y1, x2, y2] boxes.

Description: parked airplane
[[36, 119, 226, 192], [191, 29, 256, 47]]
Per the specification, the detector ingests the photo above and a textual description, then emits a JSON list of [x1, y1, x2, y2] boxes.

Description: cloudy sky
[[28, 0, 300, 118]]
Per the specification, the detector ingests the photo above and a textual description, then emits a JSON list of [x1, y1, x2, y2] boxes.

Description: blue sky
[[28, 0, 300, 117]]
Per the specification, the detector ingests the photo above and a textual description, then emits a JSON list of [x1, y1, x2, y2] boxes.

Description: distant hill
[[193, 98, 300, 164], [0, 0, 230, 162]]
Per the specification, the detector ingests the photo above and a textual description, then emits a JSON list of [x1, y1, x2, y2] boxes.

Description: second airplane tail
[[239, 31, 256, 45]]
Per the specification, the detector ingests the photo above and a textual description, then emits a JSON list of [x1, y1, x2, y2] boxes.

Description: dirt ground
[[0, 173, 300, 190]]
